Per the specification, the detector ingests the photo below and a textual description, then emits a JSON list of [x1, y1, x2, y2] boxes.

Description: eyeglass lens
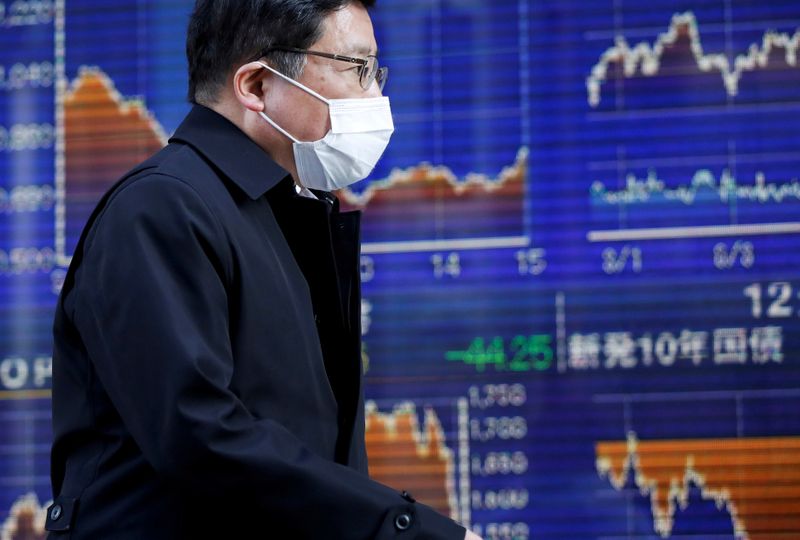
[[360, 56, 388, 91]]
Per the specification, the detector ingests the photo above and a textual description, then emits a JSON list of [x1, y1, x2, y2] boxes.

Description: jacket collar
[[169, 105, 289, 200]]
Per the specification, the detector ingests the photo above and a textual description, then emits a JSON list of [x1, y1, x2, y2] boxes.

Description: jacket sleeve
[[69, 174, 466, 540]]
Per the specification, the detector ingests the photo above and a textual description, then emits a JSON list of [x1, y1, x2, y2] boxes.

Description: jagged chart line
[[364, 401, 459, 519], [338, 148, 528, 208], [56, 67, 168, 266], [596, 432, 800, 540], [62, 66, 169, 144], [365, 401, 452, 459], [338, 147, 529, 253], [587, 11, 800, 107], [591, 168, 800, 206], [596, 432, 745, 539]]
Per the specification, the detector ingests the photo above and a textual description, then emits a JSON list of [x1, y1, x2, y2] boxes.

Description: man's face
[[264, 2, 382, 145]]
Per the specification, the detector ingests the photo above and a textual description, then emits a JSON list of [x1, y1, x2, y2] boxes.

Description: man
[[47, 0, 482, 538]]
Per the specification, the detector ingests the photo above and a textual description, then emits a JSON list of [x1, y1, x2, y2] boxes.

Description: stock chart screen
[[1, 0, 799, 538]]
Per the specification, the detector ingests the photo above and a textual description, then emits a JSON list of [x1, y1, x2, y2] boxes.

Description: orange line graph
[[365, 401, 457, 519], [336, 148, 528, 245], [58, 66, 167, 261], [64, 66, 166, 180], [596, 432, 800, 539], [337, 148, 527, 209], [587, 12, 800, 107]]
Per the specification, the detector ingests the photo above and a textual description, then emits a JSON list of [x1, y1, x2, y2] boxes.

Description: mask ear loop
[[258, 111, 299, 143], [256, 61, 333, 144], [258, 109, 311, 192], [255, 61, 330, 193], [256, 61, 330, 105]]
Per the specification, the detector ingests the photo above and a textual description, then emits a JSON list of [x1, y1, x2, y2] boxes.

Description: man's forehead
[[318, 4, 378, 55]]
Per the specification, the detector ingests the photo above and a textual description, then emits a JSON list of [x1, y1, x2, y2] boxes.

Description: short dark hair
[[187, 0, 376, 104]]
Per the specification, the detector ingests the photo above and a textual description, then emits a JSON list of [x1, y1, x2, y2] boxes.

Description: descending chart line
[[54, 66, 167, 266], [596, 433, 800, 540], [364, 400, 458, 520]]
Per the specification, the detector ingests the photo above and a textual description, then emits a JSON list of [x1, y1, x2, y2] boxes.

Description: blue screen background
[[0, 0, 798, 538]]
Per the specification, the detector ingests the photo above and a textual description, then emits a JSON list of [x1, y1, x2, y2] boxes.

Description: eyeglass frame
[[261, 46, 388, 91]]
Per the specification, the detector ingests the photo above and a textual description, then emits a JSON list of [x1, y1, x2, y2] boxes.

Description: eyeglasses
[[263, 46, 388, 92]]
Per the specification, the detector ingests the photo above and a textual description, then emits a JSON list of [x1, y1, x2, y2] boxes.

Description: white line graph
[[587, 11, 800, 107], [591, 169, 800, 206]]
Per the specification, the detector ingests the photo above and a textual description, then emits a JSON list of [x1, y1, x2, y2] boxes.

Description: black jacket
[[48, 105, 465, 539]]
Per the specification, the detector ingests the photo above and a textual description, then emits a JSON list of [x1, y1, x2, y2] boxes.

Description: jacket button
[[394, 513, 412, 531], [49, 504, 62, 521]]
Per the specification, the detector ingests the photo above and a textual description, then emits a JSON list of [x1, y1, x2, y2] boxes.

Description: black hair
[[187, 0, 376, 104]]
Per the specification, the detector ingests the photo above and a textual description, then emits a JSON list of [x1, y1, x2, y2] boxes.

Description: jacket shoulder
[[93, 142, 220, 218], [78, 142, 230, 270]]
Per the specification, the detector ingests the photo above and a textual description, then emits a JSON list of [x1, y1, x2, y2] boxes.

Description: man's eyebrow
[[349, 44, 378, 57]]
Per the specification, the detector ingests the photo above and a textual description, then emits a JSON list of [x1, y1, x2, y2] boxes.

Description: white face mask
[[256, 61, 394, 191]]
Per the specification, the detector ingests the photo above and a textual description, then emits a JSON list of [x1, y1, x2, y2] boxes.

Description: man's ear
[[232, 61, 269, 112]]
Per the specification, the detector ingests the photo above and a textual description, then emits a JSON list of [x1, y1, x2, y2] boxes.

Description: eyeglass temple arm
[[264, 47, 368, 67]]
